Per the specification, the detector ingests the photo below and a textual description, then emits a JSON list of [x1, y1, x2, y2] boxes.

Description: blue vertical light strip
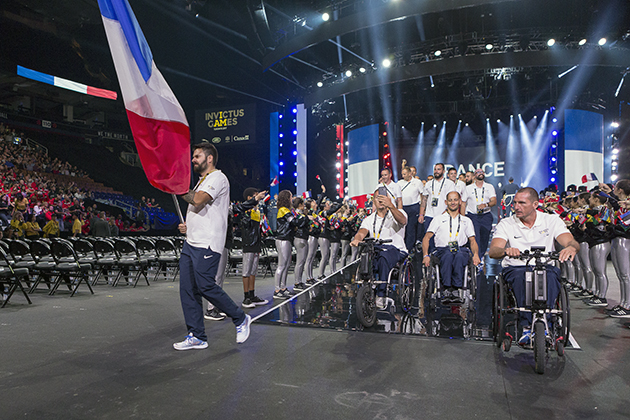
[[270, 112, 279, 197], [296, 104, 307, 194]]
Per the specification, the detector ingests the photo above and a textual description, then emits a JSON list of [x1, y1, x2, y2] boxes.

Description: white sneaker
[[173, 333, 208, 351], [236, 314, 252, 344]]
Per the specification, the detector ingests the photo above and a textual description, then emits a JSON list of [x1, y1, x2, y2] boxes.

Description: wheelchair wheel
[[468, 260, 477, 301], [493, 279, 507, 349], [356, 285, 377, 328], [534, 321, 546, 375], [398, 260, 416, 313], [558, 284, 570, 346]]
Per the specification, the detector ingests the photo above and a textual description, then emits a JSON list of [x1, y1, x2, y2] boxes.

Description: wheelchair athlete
[[489, 187, 579, 345], [350, 188, 408, 310], [422, 191, 481, 303]]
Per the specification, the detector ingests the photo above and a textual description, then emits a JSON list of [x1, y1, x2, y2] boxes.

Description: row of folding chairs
[[0, 236, 182, 307]]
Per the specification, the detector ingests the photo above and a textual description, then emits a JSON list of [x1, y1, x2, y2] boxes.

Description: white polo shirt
[[493, 212, 570, 267], [465, 182, 496, 215], [397, 178, 423, 206], [427, 212, 476, 248], [422, 177, 456, 218], [185, 169, 230, 253], [374, 181, 402, 208], [360, 209, 408, 254]]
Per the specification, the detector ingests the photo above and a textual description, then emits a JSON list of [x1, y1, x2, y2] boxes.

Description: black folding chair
[[92, 239, 119, 285], [113, 238, 150, 287], [0, 247, 31, 308], [49, 239, 94, 297], [154, 238, 180, 281], [29, 240, 60, 293]]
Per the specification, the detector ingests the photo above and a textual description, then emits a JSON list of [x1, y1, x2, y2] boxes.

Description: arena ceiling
[[1, 0, 630, 132]]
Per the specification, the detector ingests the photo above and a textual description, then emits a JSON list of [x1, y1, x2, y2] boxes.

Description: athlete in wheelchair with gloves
[[489, 188, 579, 372]]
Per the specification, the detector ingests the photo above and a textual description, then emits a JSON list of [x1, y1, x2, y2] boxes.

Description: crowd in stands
[[0, 123, 161, 238]]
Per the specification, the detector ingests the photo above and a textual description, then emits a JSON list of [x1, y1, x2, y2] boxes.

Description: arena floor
[[1, 262, 629, 419]]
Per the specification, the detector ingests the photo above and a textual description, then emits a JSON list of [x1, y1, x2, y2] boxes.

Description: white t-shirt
[[465, 182, 496, 215], [360, 209, 408, 254], [397, 178, 423, 206], [455, 180, 469, 203], [422, 177, 456, 218], [427, 212, 476, 248], [185, 169, 230, 253], [493, 212, 570, 267], [374, 181, 402, 208]]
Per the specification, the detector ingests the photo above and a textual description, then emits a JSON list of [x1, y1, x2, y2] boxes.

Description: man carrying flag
[[98, 0, 250, 349]]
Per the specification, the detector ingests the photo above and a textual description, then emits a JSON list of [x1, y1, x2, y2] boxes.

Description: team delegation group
[[170, 142, 630, 350]]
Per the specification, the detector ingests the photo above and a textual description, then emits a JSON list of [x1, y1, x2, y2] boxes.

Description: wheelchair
[[354, 238, 417, 328], [492, 247, 570, 375], [422, 247, 478, 338]]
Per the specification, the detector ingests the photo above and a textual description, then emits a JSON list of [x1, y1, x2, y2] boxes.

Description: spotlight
[[552, 143, 557, 149], [551, 177, 556, 183], [599, 37, 607, 46], [465, 123, 469, 126], [293, 151, 297, 156], [345, 70, 352, 77], [382, 58, 391, 68], [552, 118, 557, 123], [613, 148, 619, 154], [279, 161, 284, 166], [322, 12, 330, 21], [497, 119, 501, 123], [335, 162, 341, 168], [579, 38, 587, 46], [359, 67, 366, 73], [551, 157, 557, 162], [611, 174, 619, 181], [434, 50, 442, 57], [279, 114, 283, 119], [485, 43, 493, 50], [317, 81, 323, 87], [551, 169, 557, 175], [547, 38, 556, 47], [611, 122, 620, 128], [293, 130, 298, 135], [552, 130, 558, 136], [279, 171, 283, 175], [292, 108, 297, 114]]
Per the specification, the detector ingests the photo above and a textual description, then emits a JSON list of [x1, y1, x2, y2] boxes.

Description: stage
[[1, 262, 629, 419]]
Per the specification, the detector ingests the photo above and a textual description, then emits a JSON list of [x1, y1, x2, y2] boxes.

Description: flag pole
[[172, 194, 185, 224]]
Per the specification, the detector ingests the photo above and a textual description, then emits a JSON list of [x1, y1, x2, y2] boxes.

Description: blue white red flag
[[581, 173, 598, 183], [270, 176, 279, 187], [98, 0, 190, 194], [302, 191, 311, 199]]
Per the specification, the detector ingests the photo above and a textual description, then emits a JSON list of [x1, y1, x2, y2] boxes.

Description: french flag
[[270, 176, 279, 187], [98, 0, 190, 194], [347, 124, 380, 208], [581, 173, 598, 184]]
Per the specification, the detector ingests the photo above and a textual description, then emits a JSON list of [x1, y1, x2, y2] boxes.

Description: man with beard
[[419, 163, 456, 252], [464, 171, 474, 186], [175, 143, 251, 350], [465, 168, 497, 259]]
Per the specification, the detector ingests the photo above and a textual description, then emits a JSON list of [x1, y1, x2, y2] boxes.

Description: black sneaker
[[273, 290, 287, 300], [586, 297, 608, 307], [293, 283, 305, 291], [577, 289, 593, 298], [605, 305, 621, 314], [282, 289, 295, 298], [251, 295, 268, 306], [609, 307, 630, 318], [204, 309, 226, 321], [306, 278, 316, 285], [242, 298, 255, 308]]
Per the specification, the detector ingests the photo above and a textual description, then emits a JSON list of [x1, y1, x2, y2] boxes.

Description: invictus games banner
[[195, 104, 256, 145]]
